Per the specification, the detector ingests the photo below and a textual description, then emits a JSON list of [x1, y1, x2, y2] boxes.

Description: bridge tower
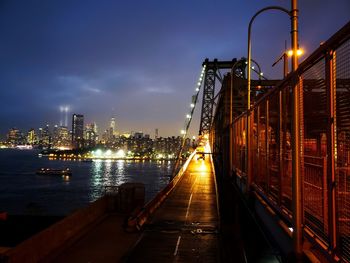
[[199, 59, 216, 136], [199, 58, 241, 135]]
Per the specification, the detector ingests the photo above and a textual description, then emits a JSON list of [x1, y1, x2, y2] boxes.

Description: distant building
[[127, 133, 153, 157], [153, 136, 182, 157], [52, 126, 71, 149], [38, 124, 51, 148], [134, 132, 143, 139], [85, 122, 98, 147], [52, 125, 59, 145], [26, 128, 37, 145], [110, 117, 115, 135], [107, 117, 119, 141], [72, 114, 84, 149], [7, 128, 22, 145]]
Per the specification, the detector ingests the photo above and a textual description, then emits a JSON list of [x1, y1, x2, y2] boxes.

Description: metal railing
[[210, 21, 350, 262]]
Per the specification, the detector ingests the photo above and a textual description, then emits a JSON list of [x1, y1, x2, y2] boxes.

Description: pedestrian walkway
[[126, 153, 219, 262]]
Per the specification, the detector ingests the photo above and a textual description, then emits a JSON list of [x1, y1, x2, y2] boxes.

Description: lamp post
[[290, 0, 302, 258], [246, 0, 302, 258], [246, 5, 290, 189]]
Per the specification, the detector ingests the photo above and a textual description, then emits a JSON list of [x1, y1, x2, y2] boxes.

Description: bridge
[[1, 11, 350, 263]]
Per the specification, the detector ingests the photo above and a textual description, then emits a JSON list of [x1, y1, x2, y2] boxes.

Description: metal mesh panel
[[234, 120, 239, 171], [258, 103, 267, 191], [302, 58, 329, 241], [252, 107, 263, 187], [335, 38, 350, 261], [240, 117, 247, 174], [281, 85, 293, 212], [268, 93, 281, 202], [233, 117, 247, 175]]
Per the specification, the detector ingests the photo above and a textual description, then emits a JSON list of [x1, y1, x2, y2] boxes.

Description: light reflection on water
[[0, 149, 173, 215]]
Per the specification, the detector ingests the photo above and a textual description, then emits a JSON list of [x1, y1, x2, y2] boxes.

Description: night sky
[[0, 0, 349, 138]]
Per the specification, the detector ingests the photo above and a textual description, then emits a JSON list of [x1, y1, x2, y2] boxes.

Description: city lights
[[116, 149, 125, 158]]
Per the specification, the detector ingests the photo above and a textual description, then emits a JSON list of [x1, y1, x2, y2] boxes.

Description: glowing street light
[[272, 48, 304, 77], [287, 48, 303, 57]]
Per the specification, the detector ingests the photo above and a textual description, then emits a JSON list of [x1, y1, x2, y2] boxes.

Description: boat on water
[[36, 168, 72, 176]]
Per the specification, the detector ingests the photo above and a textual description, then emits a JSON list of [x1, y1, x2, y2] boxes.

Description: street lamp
[[272, 47, 304, 77], [246, 0, 302, 257], [246, 5, 290, 190]]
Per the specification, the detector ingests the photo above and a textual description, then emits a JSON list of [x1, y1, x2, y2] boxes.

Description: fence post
[[279, 90, 284, 205], [266, 100, 270, 194], [325, 48, 337, 253], [322, 157, 328, 234]]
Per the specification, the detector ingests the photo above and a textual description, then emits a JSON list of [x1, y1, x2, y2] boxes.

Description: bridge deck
[[126, 154, 219, 262]]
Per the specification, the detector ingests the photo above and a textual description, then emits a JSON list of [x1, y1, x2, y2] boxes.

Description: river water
[[0, 149, 172, 215]]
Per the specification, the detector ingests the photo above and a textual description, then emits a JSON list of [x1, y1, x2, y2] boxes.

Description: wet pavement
[[126, 154, 219, 262]]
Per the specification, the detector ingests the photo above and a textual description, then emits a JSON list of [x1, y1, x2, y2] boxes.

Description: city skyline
[[0, 0, 349, 137], [0, 113, 178, 142]]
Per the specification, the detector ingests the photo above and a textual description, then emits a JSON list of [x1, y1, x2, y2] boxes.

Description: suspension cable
[[172, 64, 206, 177]]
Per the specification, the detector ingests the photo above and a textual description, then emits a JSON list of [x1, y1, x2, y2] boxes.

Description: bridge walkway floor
[[126, 154, 219, 262]]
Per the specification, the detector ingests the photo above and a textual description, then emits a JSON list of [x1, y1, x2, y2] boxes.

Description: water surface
[[0, 149, 172, 215]]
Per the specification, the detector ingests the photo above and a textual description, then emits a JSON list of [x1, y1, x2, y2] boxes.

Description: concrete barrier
[[2, 196, 109, 263], [117, 183, 145, 213]]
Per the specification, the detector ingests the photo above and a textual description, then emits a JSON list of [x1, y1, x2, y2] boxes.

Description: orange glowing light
[[287, 49, 304, 57]]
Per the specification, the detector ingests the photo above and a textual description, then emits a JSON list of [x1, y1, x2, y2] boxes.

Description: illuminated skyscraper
[[58, 126, 70, 149], [52, 125, 59, 145], [38, 124, 51, 148], [109, 117, 116, 140], [85, 122, 98, 147], [72, 114, 84, 149]]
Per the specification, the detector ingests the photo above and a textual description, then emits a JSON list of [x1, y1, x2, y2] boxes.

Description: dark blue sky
[[0, 0, 349, 138]]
